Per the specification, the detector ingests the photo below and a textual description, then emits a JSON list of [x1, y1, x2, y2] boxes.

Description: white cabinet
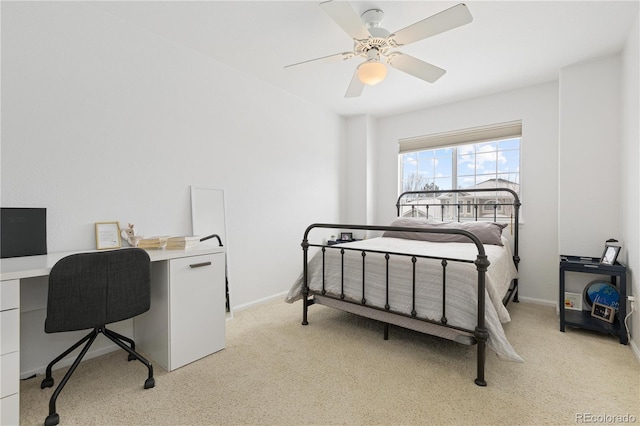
[[135, 253, 226, 371], [0, 279, 20, 426], [169, 254, 226, 368]]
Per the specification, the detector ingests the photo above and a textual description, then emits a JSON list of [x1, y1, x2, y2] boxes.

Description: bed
[[286, 188, 522, 386]]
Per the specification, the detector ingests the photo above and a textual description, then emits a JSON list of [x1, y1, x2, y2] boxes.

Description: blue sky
[[401, 138, 520, 191]]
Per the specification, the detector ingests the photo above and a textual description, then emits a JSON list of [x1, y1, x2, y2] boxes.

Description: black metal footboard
[[301, 223, 491, 386]]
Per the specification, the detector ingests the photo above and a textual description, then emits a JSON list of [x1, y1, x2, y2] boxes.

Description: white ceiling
[[91, 1, 639, 117]]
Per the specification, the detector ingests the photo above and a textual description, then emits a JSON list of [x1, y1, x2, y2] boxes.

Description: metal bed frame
[[300, 188, 521, 386]]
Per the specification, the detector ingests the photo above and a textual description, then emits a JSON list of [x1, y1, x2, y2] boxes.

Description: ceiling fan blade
[[284, 52, 354, 68], [391, 3, 473, 46], [344, 69, 365, 98], [320, 0, 371, 40], [387, 52, 446, 83]]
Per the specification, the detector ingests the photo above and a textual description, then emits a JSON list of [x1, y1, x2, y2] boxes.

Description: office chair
[[40, 248, 155, 426]]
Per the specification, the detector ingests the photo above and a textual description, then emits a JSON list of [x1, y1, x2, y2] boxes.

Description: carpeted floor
[[19, 298, 640, 425]]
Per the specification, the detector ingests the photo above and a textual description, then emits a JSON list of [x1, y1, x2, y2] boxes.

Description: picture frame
[[564, 292, 582, 311], [340, 232, 353, 241], [600, 243, 621, 265], [95, 222, 121, 250], [591, 302, 615, 323]]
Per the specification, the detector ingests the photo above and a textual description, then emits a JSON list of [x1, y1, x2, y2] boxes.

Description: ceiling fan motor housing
[[361, 9, 385, 30], [355, 9, 392, 58], [354, 37, 391, 57]]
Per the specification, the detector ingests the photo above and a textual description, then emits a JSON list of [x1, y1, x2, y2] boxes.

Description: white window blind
[[398, 120, 522, 154]]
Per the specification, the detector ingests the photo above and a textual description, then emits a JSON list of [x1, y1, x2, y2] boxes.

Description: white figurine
[[121, 223, 143, 247]]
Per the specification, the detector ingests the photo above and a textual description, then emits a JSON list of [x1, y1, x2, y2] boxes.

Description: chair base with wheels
[[40, 325, 155, 426]]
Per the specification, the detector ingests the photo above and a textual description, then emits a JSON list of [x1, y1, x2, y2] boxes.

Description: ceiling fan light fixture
[[357, 60, 387, 85]]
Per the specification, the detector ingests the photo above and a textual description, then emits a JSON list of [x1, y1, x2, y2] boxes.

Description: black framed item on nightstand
[[340, 232, 353, 241], [600, 243, 621, 265]]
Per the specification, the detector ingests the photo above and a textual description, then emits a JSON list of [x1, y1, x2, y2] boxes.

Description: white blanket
[[286, 236, 523, 362]]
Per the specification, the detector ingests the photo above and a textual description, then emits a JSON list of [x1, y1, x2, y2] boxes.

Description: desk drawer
[[0, 310, 19, 356], [0, 351, 19, 398], [0, 280, 19, 311], [1, 391, 19, 425]]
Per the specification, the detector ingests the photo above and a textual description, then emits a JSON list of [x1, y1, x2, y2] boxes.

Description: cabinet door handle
[[189, 261, 212, 268], [584, 264, 599, 268]]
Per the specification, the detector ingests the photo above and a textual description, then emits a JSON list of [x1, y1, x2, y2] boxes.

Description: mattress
[[286, 236, 523, 362]]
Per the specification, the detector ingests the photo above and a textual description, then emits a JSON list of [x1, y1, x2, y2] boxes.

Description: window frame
[[398, 121, 521, 195]]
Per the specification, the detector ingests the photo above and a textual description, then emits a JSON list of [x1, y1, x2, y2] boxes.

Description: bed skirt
[[314, 294, 476, 345]]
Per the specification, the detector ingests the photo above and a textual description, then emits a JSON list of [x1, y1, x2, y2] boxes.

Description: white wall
[[558, 55, 622, 255], [0, 2, 345, 309], [345, 116, 368, 227], [372, 82, 560, 304], [345, 115, 377, 236], [621, 15, 639, 356]]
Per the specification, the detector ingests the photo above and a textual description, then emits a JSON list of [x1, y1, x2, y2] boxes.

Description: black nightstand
[[559, 255, 627, 344], [328, 239, 361, 245]]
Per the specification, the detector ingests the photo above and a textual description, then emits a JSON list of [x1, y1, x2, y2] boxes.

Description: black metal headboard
[[396, 187, 521, 271]]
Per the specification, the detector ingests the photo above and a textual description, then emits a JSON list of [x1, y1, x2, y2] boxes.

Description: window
[[483, 201, 502, 212], [398, 121, 521, 221]]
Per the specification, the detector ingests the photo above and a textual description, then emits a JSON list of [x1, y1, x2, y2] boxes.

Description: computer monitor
[[1, 207, 47, 258]]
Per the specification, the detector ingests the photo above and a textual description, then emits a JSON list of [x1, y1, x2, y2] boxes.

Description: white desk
[[0, 246, 226, 425]]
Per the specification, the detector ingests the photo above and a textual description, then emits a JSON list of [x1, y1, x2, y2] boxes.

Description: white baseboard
[[20, 343, 120, 380], [231, 291, 289, 314], [629, 339, 640, 363], [516, 295, 556, 307], [232, 294, 559, 314]]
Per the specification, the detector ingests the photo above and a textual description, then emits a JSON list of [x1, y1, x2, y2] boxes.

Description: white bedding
[[286, 236, 523, 362]]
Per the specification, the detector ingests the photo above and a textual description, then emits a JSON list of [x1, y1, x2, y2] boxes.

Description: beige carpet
[[19, 299, 640, 425]]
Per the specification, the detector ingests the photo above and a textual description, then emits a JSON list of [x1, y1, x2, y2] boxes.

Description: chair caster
[[144, 377, 155, 389], [45, 412, 60, 426], [128, 353, 136, 362], [41, 377, 54, 389]]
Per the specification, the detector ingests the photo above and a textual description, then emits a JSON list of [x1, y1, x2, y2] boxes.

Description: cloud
[[459, 143, 507, 172]]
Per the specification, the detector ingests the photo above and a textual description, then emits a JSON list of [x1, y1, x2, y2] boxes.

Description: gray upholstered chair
[[40, 248, 155, 426]]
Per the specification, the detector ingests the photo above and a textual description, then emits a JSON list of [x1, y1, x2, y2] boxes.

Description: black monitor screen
[[1, 208, 47, 258]]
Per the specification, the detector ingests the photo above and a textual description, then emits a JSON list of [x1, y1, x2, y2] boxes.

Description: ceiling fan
[[285, 1, 473, 98]]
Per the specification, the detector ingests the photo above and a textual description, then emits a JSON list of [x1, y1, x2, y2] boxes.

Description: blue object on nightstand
[[583, 280, 620, 311]]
